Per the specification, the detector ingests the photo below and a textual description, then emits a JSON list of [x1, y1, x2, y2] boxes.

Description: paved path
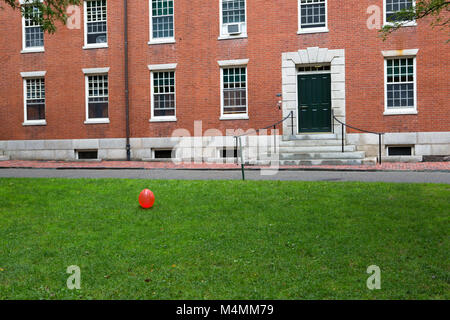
[[1, 168, 449, 183], [1, 160, 450, 171]]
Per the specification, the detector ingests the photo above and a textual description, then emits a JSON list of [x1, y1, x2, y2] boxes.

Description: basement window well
[[387, 146, 413, 156], [153, 149, 174, 159], [76, 149, 98, 160], [221, 148, 238, 158]]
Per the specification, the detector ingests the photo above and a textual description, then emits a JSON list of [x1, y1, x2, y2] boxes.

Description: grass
[[0, 178, 448, 300]]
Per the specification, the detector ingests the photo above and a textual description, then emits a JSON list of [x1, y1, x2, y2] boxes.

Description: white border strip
[[82, 67, 110, 74], [217, 59, 249, 67], [382, 49, 419, 57], [21, 71, 46, 78], [148, 63, 177, 71]]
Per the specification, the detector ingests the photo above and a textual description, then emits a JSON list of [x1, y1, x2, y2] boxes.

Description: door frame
[[281, 48, 346, 138], [296, 69, 332, 134]]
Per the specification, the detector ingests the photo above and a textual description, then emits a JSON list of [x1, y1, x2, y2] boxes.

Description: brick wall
[[0, 0, 448, 142]]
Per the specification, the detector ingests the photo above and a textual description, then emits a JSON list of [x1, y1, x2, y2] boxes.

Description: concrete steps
[[284, 134, 338, 140], [277, 145, 356, 153], [258, 134, 368, 165], [279, 139, 346, 147], [249, 159, 365, 166]]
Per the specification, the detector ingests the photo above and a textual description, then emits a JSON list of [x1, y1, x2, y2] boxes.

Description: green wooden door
[[298, 74, 332, 133]]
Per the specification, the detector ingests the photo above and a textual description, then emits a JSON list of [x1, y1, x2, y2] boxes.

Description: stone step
[[381, 156, 423, 163], [248, 159, 365, 166], [276, 151, 366, 160], [277, 145, 356, 153], [279, 139, 345, 147], [363, 157, 378, 165], [284, 134, 338, 140], [0, 155, 9, 161]]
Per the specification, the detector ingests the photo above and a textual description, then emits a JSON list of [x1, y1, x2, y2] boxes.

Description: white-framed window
[[219, 60, 249, 120], [83, 0, 108, 49], [21, 72, 46, 126], [149, 0, 175, 44], [149, 64, 177, 122], [384, 56, 417, 115], [83, 69, 110, 124], [219, 0, 247, 40], [298, 0, 328, 34], [21, 2, 44, 53], [384, 0, 416, 26]]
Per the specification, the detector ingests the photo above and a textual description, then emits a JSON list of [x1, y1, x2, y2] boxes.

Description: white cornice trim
[[148, 63, 178, 71], [382, 49, 419, 57], [20, 71, 46, 78], [82, 67, 110, 74], [217, 59, 249, 67]]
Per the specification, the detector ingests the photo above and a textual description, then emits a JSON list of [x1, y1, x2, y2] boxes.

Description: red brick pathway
[[0, 160, 449, 171]]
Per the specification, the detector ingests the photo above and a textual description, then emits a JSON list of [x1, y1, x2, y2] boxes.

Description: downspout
[[124, 0, 131, 160]]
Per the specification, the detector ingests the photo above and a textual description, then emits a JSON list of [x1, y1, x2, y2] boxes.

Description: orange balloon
[[139, 189, 155, 209]]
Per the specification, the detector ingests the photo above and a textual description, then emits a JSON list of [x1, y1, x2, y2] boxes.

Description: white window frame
[[218, 59, 249, 120], [218, 0, 248, 40], [21, 71, 47, 126], [83, 0, 108, 49], [383, 0, 417, 27], [148, 0, 176, 45], [298, 0, 329, 34], [383, 50, 418, 116], [20, 0, 45, 53], [148, 64, 177, 122], [83, 68, 110, 124]]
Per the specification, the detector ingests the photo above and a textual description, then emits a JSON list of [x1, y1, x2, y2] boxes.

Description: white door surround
[[281, 47, 346, 138]]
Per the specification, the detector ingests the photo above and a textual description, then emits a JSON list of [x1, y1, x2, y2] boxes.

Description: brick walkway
[[0, 160, 449, 171]]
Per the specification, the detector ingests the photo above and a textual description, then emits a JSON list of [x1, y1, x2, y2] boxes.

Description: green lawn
[[0, 178, 448, 300]]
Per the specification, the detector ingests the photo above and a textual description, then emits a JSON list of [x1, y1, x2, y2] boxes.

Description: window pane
[[300, 0, 326, 29], [223, 67, 247, 114], [386, 0, 413, 22], [24, 6, 44, 48], [386, 58, 415, 108], [86, 0, 107, 44], [222, 0, 246, 24], [25, 78, 45, 120], [153, 71, 175, 117], [87, 74, 109, 118], [27, 103, 45, 120], [152, 0, 174, 38]]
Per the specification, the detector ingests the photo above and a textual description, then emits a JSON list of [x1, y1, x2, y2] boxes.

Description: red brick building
[[0, 0, 448, 164]]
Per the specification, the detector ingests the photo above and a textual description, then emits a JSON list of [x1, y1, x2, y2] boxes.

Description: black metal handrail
[[234, 111, 294, 139], [234, 111, 294, 180], [332, 110, 384, 164]]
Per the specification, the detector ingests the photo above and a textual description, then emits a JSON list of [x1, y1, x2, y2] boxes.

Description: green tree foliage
[[1, 0, 81, 33], [381, 0, 450, 40]]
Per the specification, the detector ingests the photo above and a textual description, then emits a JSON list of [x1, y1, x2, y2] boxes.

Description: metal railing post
[[291, 111, 294, 136], [378, 134, 382, 165], [238, 136, 245, 181], [332, 110, 334, 134], [273, 125, 276, 150], [235, 136, 238, 165], [332, 111, 383, 163]]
